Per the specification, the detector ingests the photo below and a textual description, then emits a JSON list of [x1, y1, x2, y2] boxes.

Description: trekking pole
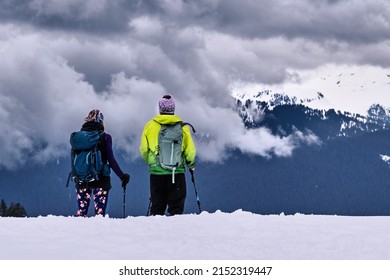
[[122, 182, 127, 218], [190, 169, 201, 214], [146, 197, 152, 216], [65, 172, 72, 188]]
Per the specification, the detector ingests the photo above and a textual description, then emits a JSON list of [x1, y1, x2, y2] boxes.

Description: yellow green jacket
[[140, 114, 196, 174]]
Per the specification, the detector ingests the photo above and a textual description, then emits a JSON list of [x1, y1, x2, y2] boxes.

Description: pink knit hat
[[159, 95, 175, 115]]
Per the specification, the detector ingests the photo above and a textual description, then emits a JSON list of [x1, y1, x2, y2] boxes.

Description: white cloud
[[129, 16, 164, 39]]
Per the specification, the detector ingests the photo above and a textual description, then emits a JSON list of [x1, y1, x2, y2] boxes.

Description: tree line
[[1, 199, 27, 217]]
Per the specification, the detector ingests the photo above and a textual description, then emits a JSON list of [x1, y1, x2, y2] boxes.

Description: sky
[[1, 0, 390, 170], [1, 211, 390, 279]]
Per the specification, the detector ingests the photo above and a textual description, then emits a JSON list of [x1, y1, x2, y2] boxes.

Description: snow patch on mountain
[[230, 64, 390, 137]]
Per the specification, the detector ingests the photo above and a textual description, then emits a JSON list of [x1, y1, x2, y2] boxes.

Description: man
[[140, 95, 196, 215]]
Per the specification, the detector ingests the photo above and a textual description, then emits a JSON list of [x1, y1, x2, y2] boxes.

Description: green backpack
[[154, 122, 195, 183]]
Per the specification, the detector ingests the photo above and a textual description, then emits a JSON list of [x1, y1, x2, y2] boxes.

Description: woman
[[74, 109, 130, 217]]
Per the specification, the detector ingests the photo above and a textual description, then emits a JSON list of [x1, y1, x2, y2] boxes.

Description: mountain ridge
[[231, 64, 390, 116], [232, 77, 390, 139]]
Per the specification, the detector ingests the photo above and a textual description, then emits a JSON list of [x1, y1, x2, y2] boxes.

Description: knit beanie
[[84, 109, 104, 123], [159, 95, 175, 115]]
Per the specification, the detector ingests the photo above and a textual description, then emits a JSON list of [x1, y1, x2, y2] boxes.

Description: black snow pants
[[150, 173, 187, 216]]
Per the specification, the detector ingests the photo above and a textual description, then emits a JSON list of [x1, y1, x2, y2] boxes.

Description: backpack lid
[[70, 130, 103, 150]]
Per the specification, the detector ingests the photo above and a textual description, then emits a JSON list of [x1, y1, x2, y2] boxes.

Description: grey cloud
[[156, 0, 390, 44], [4, 0, 390, 44], [0, 0, 136, 34], [2, 1, 389, 72]]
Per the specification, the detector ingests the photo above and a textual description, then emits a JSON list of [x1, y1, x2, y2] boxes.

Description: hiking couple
[[71, 95, 196, 217]]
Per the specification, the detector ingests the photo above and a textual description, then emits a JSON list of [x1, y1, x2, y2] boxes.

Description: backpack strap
[[97, 131, 107, 161], [182, 122, 196, 133]]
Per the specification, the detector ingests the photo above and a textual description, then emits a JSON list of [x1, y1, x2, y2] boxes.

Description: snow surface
[[1, 210, 390, 260]]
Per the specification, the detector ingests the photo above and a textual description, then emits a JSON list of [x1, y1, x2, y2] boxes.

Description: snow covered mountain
[[232, 64, 390, 115], [232, 65, 390, 138]]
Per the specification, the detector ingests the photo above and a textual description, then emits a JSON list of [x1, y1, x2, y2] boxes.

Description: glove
[[121, 173, 130, 190], [189, 167, 195, 184], [187, 161, 195, 172]]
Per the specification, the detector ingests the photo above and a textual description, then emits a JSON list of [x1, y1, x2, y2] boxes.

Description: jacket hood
[[152, 114, 183, 125]]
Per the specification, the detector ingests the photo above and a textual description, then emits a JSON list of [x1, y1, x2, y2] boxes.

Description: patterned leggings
[[75, 188, 109, 217]]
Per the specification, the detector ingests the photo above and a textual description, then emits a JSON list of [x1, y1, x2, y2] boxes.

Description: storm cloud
[[0, 0, 388, 169]]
